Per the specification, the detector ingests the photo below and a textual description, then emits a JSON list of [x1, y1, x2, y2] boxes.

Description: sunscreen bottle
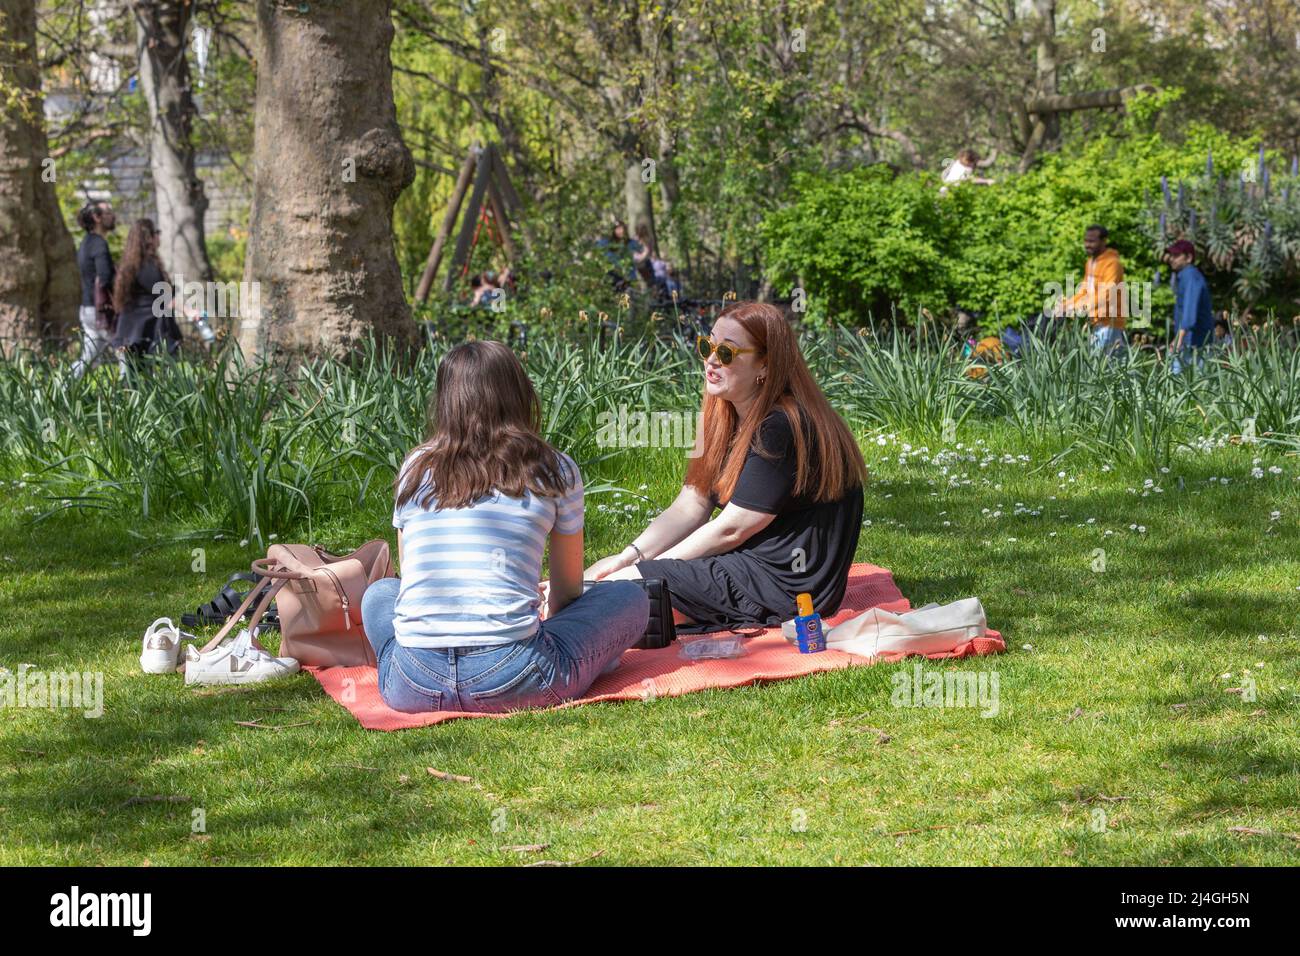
[[793, 592, 825, 653]]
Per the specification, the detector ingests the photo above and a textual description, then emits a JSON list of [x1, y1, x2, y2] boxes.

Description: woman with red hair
[[587, 302, 866, 626]]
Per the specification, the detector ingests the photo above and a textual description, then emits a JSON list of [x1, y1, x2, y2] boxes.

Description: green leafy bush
[[762, 104, 1275, 330]]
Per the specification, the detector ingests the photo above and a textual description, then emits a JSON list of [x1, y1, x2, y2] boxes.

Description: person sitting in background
[[632, 223, 658, 287], [657, 259, 682, 298], [1164, 239, 1214, 373], [1053, 224, 1127, 356], [596, 220, 641, 291], [1213, 316, 1233, 351], [73, 200, 120, 379], [939, 149, 995, 194], [112, 219, 182, 373], [469, 271, 504, 309]]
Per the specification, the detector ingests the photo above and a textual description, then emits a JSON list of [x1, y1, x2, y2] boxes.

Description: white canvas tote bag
[[822, 597, 987, 659]]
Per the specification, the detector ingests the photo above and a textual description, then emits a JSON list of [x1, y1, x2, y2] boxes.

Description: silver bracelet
[[628, 542, 645, 563]]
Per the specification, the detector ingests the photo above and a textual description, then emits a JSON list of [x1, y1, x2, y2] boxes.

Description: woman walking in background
[[112, 219, 183, 374]]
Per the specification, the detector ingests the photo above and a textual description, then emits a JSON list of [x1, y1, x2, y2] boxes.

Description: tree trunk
[[1032, 0, 1059, 146], [237, 0, 416, 360], [623, 147, 657, 254], [655, 126, 678, 252], [131, 0, 212, 286], [0, 0, 79, 356]]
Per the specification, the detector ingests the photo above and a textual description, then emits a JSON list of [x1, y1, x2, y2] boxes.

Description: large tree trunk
[[1033, 0, 1059, 145], [623, 145, 657, 254], [0, 0, 79, 356], [237, 0, 416, 360], [131, 0, 212, 285], [1019, 0, 1059, 172]]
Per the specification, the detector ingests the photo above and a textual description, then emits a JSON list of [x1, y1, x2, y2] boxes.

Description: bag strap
[[197, 573, 288, 653], [250, 557, 307, 580]]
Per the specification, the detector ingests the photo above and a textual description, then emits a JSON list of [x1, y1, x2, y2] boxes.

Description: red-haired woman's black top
[[636, 408, 864, 627]]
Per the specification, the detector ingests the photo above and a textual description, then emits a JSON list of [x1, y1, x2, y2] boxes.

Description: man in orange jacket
[[1053, 224, 1127, 355]]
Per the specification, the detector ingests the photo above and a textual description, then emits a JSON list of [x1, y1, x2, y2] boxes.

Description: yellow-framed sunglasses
[[696, 335, 759, 366]]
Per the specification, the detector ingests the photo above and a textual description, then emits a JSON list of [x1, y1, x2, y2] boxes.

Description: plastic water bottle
[[793, 592, 825, 654], [192, 311, 216, 345]]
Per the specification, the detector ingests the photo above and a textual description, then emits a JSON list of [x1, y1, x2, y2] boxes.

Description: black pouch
[[584, 577, 677, 649]]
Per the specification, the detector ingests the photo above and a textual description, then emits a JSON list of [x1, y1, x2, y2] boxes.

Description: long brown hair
[[685, 302, 866, 504], [396, 341, 573, 511], [113, 218, 166, 314]]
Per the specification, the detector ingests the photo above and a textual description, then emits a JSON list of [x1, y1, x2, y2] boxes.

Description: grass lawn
[[1, 423, 1297, 865]]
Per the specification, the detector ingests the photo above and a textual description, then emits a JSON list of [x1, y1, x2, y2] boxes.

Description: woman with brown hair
[[587, 301, 866, 627], [112, 218, 182, 363], [360, 340, 648, 714]]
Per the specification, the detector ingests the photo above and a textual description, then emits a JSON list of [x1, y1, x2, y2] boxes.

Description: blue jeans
[[360, 578, 649, 714], [1090, 324, 1127, 356], [1170, 347, 1204, 374]]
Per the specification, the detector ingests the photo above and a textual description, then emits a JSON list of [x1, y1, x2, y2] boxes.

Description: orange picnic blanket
[[306, 562, 1006, 730]]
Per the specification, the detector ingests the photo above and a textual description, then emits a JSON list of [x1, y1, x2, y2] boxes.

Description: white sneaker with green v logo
[[183, 628, 300, 686]]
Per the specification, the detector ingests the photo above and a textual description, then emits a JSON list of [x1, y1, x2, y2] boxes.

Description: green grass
[[2, 421, 1297, 865]]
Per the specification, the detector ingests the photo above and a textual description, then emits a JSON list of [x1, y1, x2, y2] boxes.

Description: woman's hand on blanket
[[584, 550, 633, 581]]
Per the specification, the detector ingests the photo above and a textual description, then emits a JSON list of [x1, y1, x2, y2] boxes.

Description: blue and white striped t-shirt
[[391, 449, 584, 648]]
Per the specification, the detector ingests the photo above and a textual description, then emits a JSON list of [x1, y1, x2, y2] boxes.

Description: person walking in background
[[1164, 239, 1214, 373], [112, 219, 183, 377], [1053, 224, 1127, 356], [73, 200, 120, 379]]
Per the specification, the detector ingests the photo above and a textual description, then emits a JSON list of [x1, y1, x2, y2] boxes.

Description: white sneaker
[[183, 628, 300, 686], [140, 617, 198, 674]]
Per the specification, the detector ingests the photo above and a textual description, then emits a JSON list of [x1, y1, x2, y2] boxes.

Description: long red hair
[[685, 302, 866, 503]]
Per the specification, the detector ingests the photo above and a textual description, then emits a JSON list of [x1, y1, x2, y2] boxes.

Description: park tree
[[130, 0, 213, 284], [235, 0, 416, 359], [0, 0, 79, 356]]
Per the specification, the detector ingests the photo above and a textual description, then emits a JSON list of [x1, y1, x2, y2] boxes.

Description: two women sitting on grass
[[361, 301, 866, 714]]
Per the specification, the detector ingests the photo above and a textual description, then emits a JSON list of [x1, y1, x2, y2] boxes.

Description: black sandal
[[182, 572, 281, 631]]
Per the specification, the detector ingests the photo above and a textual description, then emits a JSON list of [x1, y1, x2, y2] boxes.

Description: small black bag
[[632, 577, 676, 649], [584, 577, 677, 650]]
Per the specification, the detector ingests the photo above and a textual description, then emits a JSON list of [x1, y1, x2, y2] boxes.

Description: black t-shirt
[[638, 407, 864, 627], [77, 233, 115, 308], [113, 261, 177, 351]]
